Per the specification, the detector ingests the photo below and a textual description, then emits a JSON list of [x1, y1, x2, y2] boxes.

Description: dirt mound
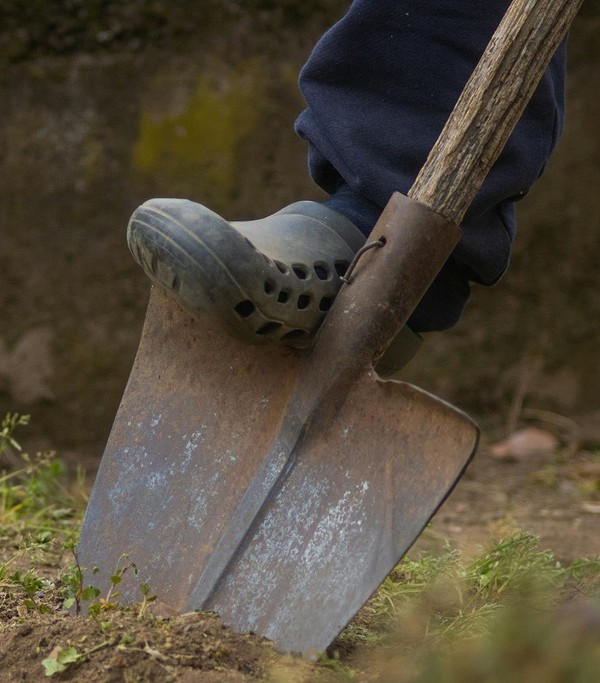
[[0, 608, 302, 682]]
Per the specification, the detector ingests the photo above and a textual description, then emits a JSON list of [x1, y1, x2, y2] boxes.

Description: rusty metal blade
[[77, 286, 476, 655], [77, 194, 476, 639], [206, 372, 477, 656], [77, 280, 477, 657]]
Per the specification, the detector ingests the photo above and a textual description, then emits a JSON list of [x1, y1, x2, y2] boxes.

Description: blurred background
[[0, 0, 598, 465]]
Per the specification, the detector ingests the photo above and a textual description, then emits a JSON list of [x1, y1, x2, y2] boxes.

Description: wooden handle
[[409, 0, 583, 225]]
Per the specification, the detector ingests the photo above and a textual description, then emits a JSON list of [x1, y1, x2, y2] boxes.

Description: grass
[[2, 413, 600, 681], [0, 414, 85, 538], [0, 413, 87, 618], [320, 536, 600, 682]]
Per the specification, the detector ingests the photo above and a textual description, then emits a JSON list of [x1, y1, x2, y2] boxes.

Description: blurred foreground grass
[[322, 534, 600, 682], [1, 414, 600, 682]]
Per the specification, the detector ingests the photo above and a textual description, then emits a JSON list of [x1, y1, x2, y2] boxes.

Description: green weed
[[0, 413, 85, 615], [0, 413, 82, 540], [42, 645, 84, 677], [0, 412, 30, 453], [59, 541, 101, 615]]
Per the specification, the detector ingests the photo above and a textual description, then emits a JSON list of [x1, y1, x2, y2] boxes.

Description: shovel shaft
[[410, 0, 582, 224]]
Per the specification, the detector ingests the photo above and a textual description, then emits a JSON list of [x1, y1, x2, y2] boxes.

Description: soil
[[415, 426, 600, 565], [1, 429, 599, 682], [0, 611, 283, 683]]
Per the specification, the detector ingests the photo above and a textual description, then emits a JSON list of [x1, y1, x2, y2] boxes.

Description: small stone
[[582, 502, 600, 514], [490, 426, 558, 460]]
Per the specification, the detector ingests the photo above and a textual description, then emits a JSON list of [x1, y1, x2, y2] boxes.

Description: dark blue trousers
[[295, 0, 567, 331]]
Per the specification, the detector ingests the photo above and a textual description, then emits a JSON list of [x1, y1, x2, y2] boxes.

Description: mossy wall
[[0, 3, 598, 458]]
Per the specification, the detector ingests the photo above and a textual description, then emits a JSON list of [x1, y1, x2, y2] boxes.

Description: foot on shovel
[[127, 198, 422, 373]]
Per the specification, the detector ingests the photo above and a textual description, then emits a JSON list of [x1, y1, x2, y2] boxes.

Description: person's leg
[[296, 0, 567, 331], [128, 0, 566, 357]]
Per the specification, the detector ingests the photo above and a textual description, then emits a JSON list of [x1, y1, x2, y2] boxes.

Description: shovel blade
[[77, 287, 477, 654], [206, 369, 478, 656]]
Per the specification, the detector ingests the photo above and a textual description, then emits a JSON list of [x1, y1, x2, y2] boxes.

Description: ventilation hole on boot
[[150, 253, 159, 275], [256, 321, 282, 335], [234, 300, 255, 318], [314, 263, 329, 280], [171, 274, 181, 292], [274, 260, 288, 274], [264, 279, 276, 295], [335, 260, 350, 277], [281, 329, 309, 342], [319, 296, 333, 312], [297, 294, 311, 310], [277, 290, 290, 304], [292, 264, 308, 280]]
